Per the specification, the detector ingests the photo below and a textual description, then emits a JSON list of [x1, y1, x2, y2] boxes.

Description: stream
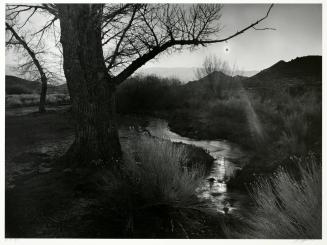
[[6, 106, 251, 215], [119, 115, 251, 215], [144, 118, 250, 215]]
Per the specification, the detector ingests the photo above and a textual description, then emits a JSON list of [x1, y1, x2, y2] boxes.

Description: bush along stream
[[118, 115, 321, 238], [5, 55, 322, 238], [114, 60, 322, 237]]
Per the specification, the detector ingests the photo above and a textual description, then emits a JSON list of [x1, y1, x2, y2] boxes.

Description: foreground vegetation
[[5, 104, 321, 238], [114, 58, 322, 238], [97, 135, 322, 238], [5, 56, 322, 238], [97, 135, 224, 237], [5, 110, 221, 237], [225, 155, 321, 239], [116, 60, 322, 188]]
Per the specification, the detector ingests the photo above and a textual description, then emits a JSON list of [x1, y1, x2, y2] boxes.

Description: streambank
[[119, 110, 256, 189], [142, 117, 252, 215], [119, 110, 309, 191], [122, 109, 255, 151], [6, 106, 222, 238]]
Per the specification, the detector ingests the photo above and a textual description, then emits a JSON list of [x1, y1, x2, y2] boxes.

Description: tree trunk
[[58, 4, 121, 165], [39, 74, 47, 113]]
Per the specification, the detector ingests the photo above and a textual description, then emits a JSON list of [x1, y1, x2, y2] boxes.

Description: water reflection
[[145, 118, 249, 215]]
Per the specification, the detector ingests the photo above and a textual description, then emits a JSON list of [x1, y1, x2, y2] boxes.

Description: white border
[[1, 0, 326, 244]]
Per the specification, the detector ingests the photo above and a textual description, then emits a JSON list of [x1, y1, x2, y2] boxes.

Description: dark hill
[[179, 56, 321, 99], [6, 75, 68, 94], [243, 56, 322, 89], [187, 71, 233, 86], [184, 71, 240, 98], [5, 76, 41, 94]]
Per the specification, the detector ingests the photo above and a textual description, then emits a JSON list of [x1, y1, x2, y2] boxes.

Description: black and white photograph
[[3, 0, 324, 240]]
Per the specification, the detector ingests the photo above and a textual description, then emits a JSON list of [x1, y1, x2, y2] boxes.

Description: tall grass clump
[[227, 155, 321, 239], [99, 136, 216, 237], [128, 136, 204, 206], [278, 112, 308, 155]]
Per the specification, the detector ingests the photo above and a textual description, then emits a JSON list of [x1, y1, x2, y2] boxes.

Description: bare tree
[[6, 4, 63, 112], [6, 23, 49, 112], [6, 4, 274, 165], [194, 55, 231, 80], [194, 55, 240, 99]]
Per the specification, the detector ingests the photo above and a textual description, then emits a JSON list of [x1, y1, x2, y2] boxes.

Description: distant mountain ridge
[[177, 55, 322, 99], [6, 55, 321, 96], [137, 67, 258, 83], [243, 55, 322, 88], [186, 71, 233, 87], [5, 75, 68, 94]]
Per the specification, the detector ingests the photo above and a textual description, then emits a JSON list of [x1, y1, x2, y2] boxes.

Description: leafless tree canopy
[[6, 3, 274, 84], [194, 55, 232, 79], [6, 4, 62, 83], [101, 4, 223, 73]]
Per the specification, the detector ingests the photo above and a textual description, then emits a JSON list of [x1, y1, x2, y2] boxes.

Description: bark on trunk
[[39, 74, 47, 113], [58, 4, 121, 165]]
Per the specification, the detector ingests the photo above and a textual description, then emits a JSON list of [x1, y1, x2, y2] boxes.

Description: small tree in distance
[[195, 55, 231, 80]]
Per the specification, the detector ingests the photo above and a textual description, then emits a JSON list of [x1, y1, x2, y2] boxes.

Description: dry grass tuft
[[226, 155, 321, 239]]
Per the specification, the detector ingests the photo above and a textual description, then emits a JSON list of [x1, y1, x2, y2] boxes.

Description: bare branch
[[6, 4, 58, 17], [6, 23, 46, 80], [114, 4, 274, 84], [252, 26, 276, 31], [107, 5, 139, 70]]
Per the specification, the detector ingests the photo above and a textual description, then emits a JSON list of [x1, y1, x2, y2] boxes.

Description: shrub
[[116, 75, 182, 113], [127, 136, 205, 204], [5, 93, 70, 108], [278, 112, 308, 155], [5, 94, 39, 107], [99, 136, 215, 237], [5, 95, 23, 107], [227, 155, 321, 239]]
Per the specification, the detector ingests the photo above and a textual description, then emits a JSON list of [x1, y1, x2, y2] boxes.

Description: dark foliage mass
[[117, 55, 322, 188], [116, 75, 183, 113], [5, 55, 322, 238], [6, 55, 322, 170], [118, 56, 321, 113]]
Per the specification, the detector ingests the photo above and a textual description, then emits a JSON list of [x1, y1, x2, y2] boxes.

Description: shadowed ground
[[5, 106, 223, 238]]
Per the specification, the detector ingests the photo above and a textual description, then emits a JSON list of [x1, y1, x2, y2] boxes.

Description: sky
[[143, 4, 322, 71], [5, 4, 322, 77]]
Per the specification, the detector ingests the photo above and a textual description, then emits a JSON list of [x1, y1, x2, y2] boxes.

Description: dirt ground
[[6, 107, 74, 237], [5, 107, 126, 238], [5, 106, 226, 238]]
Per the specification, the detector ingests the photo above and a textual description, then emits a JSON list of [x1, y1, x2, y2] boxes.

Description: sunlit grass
[[6, 93, 70, 107], [125, 136, 205, 206], [99, 135, 215, 237], [226, 155, 321, 239]]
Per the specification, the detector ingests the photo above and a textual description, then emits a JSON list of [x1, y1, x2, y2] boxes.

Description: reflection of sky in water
[[145, 119, 248, 215], [147, 119, 245, 156]]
